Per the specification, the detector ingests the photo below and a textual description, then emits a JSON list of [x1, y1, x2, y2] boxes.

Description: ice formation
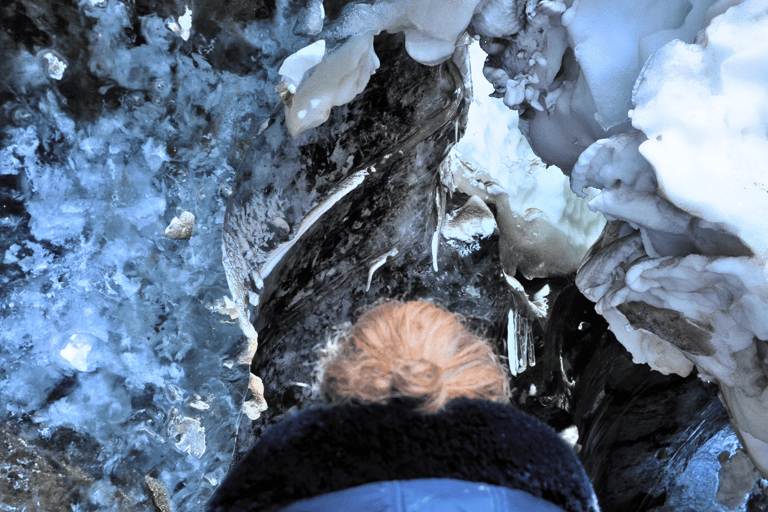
[[561, 0, 717, 131], [326, 0, 485, 65], [4, 0, 768, 507], [166, 6, 193, 41], [439, 43, 605, 278], [282, 0, 491, 137], [293, 0, 325, 36], [39, 49, 68, 80], [478, 0, 725, 170], [165, 210, 196, 239], [0, 0, 298, 507], [284, 36, 379, 138], [440, 195, 497, 252], [566, 0, 768, 476], [277, 40, 326, 97]]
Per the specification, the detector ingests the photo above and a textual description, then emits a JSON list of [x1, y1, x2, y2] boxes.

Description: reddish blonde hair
[[318, 300, 511, 413]]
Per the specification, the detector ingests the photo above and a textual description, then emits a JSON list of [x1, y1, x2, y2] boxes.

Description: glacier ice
[[278, 40, 327, 96], [562, 0, 718, 131], [3, 0, 768, 508], [284, 35, 379, 138], [465, 0, 768, 487], [564, 0, 768, 477], [439, 43, 605, 279], [282, 0, 493, 137], [0, 0, 304, 508]]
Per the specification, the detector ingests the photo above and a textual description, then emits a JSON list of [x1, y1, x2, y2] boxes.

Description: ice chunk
[[285, 36, 379, 138], [441, 195, 496, 245], [715, 449, 760, 509], [278, 40, 326, 97], [39, 49, 67, 80], [294, 0, 325, 36], [470, 0, 524, 38], [58, 333, 96, 372], [401, 29, 458, 67], [167, 6, 193, 41], [399, 0, 483, 59]]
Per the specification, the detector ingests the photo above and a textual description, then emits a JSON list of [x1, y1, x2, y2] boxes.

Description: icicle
[[432, 185, 446, 271], [507, 308, 518, 376]]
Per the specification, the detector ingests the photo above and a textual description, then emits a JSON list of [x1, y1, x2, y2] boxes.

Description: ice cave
[[1, 0, 768, 510]]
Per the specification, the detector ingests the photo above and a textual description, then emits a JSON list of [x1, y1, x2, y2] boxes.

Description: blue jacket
[[278, 479, 566, 512]]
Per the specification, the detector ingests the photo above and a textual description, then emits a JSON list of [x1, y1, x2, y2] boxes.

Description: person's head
[[317, 300, 511, 413]]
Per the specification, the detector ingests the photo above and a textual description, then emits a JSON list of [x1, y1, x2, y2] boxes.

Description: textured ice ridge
[[573, 0, 768, 477]]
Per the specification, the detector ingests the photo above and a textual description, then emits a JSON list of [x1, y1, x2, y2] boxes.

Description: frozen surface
[[568, 0, 768, 477], [284, 35, 379, 137], [470, 0, 768, 492], [440, 43, 605, 279], [562, 0, 718, 130], [478, 0, 724, 171], [0, 0, 307, 508], [326, 0, 485, 65], [283, 0, 489, 137]]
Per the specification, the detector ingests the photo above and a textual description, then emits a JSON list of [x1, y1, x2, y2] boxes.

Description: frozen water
[[440, 42, 605, 279], [0, 0, 305, 509], [469, 0, 768, 493], [567, 0, 768, 478]]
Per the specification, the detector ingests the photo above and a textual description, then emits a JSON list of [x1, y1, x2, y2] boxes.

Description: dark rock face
[[618, 301, 716, 357], [0, 425, 100, 510], [572, 330, 726, 510]]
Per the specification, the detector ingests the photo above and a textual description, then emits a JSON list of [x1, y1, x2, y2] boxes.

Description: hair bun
[[317, 300, 510, 413]]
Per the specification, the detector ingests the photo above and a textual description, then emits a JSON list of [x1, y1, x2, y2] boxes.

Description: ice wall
[[574, 0, 768, 477], [494, 0, 768, 478], [0, 0, 303, 508]]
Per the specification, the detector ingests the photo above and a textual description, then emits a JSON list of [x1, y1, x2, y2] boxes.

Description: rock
[[165, 211, 195, 239]]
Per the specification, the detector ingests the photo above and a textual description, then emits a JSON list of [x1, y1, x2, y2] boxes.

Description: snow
[[569, 0, 768, 477], [440, 42, 605, 278], [562, 0, 718, 130]]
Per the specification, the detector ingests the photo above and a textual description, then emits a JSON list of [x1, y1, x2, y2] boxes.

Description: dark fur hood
[[207, 398, 599, 512]]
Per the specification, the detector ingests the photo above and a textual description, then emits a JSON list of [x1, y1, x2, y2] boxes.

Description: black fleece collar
[[207, 398, 600, 512]]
